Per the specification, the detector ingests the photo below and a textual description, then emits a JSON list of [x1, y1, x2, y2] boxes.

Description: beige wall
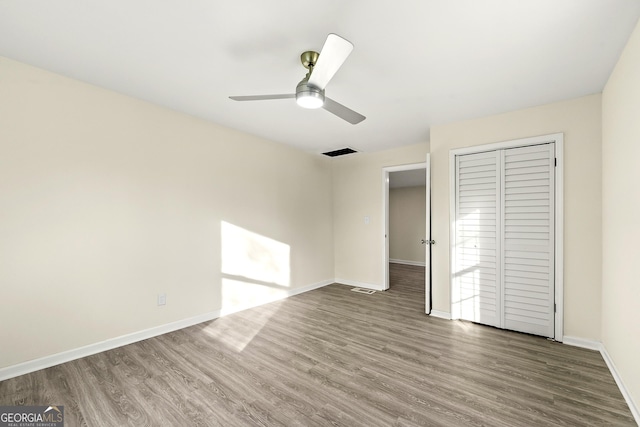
[[4, 40, 637, 413], [332, 144, 429, 287], [0, 57, 334, 369], [430, 94, 602, 341], [602, 18, 640, 413], [389, 186, 426, 264]]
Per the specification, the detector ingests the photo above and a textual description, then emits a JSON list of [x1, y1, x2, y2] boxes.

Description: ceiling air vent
[[322, 147, 357, 157]]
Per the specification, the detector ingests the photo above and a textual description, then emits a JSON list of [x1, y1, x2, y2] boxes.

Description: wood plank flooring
[[1, 263, 635, 426]]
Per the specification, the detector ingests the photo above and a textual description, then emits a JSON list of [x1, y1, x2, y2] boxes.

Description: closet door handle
[[421, 239, 435, 245]]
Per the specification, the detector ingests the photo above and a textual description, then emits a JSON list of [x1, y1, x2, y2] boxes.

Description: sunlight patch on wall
[[221, 221, 290, 287], [217, 221, 292, 351]]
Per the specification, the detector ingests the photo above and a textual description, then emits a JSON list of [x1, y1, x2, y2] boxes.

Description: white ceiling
[[1, 1, 639, 155]]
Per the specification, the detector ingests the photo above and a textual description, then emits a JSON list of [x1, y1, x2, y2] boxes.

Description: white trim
[[390, 259, 426, 267], [449, 133, 564, 339], [554, 135, 564, 341], [499, 149, 505, 329], [425, 153, 432, 314], [334, 278, 385, 291], [600, 345, 640, 424], [218, 279, 333, 316], [383, 163, 428, 173], [383, 170, 390, 291], [0, 279, 333, 382], [563, 337, 640, 424], [562, 336, 600, 350], [449, 152, 458, 320], [429, 310, 451, 320], [0, 311, 219, 382], [449, 133, 564, 156]]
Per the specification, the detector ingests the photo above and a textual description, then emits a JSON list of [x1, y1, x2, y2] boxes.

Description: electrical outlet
[[158, 293, 166, 306]]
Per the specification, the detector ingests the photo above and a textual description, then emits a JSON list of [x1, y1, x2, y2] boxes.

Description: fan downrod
[[300, 51, 320, 69]]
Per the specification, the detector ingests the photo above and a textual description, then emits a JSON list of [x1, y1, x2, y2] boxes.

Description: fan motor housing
[[296, 79, 325, 109]]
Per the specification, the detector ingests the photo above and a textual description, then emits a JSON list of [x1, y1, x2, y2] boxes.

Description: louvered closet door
[[455, 151, 500, 327], [501, 143, 555, 337]]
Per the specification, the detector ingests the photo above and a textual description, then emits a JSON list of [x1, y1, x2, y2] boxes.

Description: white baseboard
[[334, 278, 385, 291], [563, 336, 639, 424], [561, 335, 601, 350], [0, 279, 333, 382], [600, 345, 640, 424], [219, 279, 333, 316], [429, 310, 451, 320], [0, 311, 219, 382], [389, 259, 426, 267]]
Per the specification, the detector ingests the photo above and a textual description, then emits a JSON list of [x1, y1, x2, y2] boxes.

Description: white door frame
[[382, 159, 431, 313], [425, 154, 432, 314], [449, 133, 564, 341]]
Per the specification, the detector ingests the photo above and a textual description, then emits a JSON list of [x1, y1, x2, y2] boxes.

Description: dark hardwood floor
[[1, 263, 635, 426]]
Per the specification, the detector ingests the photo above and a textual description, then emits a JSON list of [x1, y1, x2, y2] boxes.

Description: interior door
[[501, 144, 555, 337], [454, 150, 501, 327], [453, 143, 555, 338], [425, 154, 432, 314]]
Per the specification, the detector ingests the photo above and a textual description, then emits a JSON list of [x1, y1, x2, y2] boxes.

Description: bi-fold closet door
[[454, 143, 555, 338]]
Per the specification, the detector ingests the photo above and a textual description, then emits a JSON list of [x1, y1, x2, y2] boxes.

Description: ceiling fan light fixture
[[229, 34, 365, 123], [296, 80, 325, 109], [296, 92, 324, 109]]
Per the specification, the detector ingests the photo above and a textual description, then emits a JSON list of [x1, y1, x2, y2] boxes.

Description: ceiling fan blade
[[307, 34, 354, 90], [323, 97, 366, 125], [229, 94, 295, 101]]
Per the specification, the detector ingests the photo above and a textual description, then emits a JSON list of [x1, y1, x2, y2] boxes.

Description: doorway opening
[[383, 157, 431, 314]]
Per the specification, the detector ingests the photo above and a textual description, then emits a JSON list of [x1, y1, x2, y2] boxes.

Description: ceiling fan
[[229, 34, 365, 125]]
